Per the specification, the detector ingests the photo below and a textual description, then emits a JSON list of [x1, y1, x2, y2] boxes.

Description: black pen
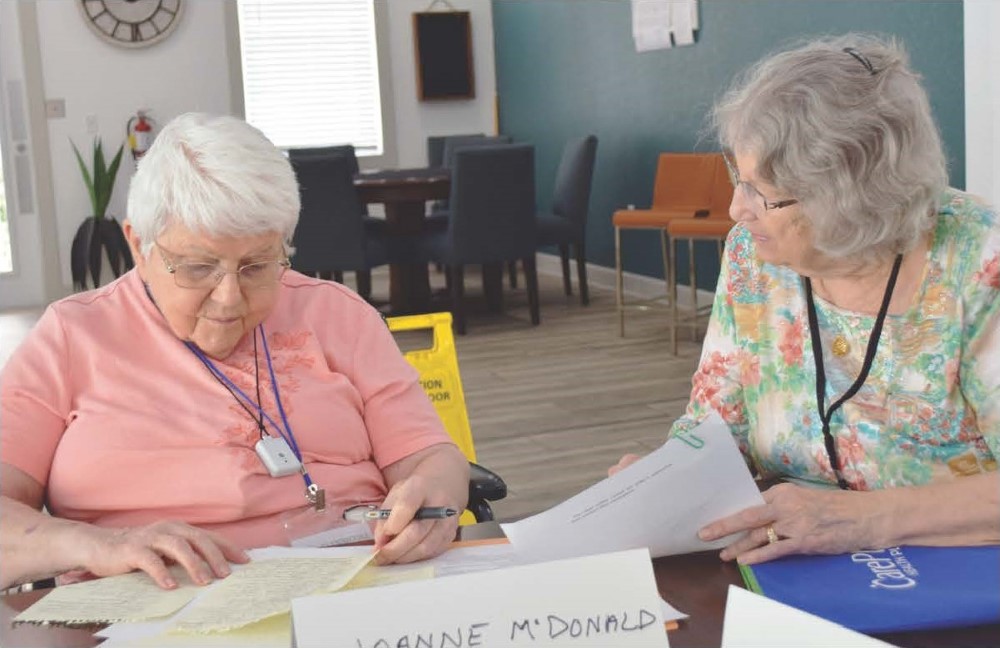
[[343, 505, 458, 522]]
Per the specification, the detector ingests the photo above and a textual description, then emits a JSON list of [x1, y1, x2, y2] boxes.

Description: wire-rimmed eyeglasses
[[722, 152, 799, 215], [155, 242, 290, 289]]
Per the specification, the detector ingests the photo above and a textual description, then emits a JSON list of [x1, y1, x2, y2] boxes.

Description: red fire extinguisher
[[127, 110, 155, 160]]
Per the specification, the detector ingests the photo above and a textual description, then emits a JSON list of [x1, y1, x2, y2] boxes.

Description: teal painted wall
[[493, 0, 965, 288]]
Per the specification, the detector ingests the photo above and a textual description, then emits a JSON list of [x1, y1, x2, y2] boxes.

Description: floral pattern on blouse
[[670, 190, 1000, 490]]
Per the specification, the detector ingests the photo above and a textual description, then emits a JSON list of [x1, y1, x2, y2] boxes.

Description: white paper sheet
[[631, 0, 700, 51], [632, 0, 673, 52], [670, 0, 697, 46], [501, 412, 764, 562], [721, 587, 893, 647], [292, 548, 669, 647]]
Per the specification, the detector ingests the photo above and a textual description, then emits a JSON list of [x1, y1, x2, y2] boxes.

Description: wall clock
[[78, 0, 184, 49]]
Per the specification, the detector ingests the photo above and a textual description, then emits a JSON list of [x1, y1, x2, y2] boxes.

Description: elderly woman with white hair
[[613, 35, 999, 561], [0, 113, 469, 591]]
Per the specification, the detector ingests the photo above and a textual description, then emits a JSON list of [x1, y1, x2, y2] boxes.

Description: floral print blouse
[[670, 190, 1000, 490]]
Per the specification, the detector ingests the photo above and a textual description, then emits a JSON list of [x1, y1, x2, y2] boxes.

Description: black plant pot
[[70, 216, 134, 291]]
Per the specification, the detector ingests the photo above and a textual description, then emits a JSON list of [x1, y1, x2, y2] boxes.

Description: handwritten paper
[[14, 566, 201, 625], [501, 412, 765, 562], [168, 555, 372, 633], [292, 548, 669, 647], [721, 586, 893, 647], [95, 554, 399, 647]]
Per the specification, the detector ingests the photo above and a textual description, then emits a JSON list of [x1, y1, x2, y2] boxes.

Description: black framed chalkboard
[[413, 12, 475, 101]]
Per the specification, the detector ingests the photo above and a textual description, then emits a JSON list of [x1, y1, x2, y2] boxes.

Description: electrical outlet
[[45, 98, 65, 119], [85, 114, 99, 134]]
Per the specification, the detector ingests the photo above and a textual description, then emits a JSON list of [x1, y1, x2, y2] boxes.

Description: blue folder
[[739, 545, 1000, 633]]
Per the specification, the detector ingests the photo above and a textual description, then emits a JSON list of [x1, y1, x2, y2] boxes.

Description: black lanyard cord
[[252, 330, 265, 438], [804, 254, 903, 490]]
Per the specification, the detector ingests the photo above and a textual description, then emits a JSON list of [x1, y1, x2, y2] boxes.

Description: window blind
[[237, 0, 384, 153]]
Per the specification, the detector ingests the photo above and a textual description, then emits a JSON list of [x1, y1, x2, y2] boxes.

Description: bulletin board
[[413, 11, 475, 101]]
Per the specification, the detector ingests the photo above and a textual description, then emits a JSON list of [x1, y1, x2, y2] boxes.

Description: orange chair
[[612, 153, 719, 353], [666, 154, 735, 341]]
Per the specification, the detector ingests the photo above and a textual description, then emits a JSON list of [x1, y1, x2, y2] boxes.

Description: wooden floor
[[0, 266, 704, 522]]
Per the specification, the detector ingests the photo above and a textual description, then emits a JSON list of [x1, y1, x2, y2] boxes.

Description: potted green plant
[[70, 138, 133, 290]]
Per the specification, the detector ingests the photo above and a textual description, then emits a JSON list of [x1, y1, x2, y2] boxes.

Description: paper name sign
[[721, 586, 892, 648], [291, 548, 668, 647]]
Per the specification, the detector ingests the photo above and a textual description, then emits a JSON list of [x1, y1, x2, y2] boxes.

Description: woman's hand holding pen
[[374, 444, 469, 565]]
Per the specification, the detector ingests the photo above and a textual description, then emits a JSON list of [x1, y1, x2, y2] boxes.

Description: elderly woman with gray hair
[[613, 34, 999, 562], [0, 113, 469, 591]]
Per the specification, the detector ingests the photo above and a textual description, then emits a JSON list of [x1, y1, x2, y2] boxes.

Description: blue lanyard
[[185, 325, 314, 490]]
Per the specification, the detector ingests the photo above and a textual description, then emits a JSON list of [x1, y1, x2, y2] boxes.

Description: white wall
[[385, 0, 497, 167], [34, 0, 233, 290], [964, 0, 1000, 207]]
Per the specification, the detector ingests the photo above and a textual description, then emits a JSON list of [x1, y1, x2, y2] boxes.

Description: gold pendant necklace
[[831, 335, 850, 357]]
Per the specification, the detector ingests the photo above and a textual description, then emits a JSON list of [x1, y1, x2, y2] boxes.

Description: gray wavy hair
[[127, 113, 300, 256], [713, 34, 947, 262]]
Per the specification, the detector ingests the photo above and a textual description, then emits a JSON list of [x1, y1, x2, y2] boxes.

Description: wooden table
[[4, 538, 997, 647], [354, 168, 449, 314]]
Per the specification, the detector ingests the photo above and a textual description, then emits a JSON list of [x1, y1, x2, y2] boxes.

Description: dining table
[[353, 167, 450, 314], [3, 524, 998, 648]]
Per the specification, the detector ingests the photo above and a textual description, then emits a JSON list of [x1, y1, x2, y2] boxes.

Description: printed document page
[[501, 412, 764, 562]]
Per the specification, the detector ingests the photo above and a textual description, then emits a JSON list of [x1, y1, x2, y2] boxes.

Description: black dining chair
[[289, 154, 387, 301], [427, 135, 515, 229], [287, 144, 388, 233], [413, 144, 540, 335], [440, 135, 513, 169], [426, 133, 483, 168], [527, 135, 599, 305], [287, 144, 360, 173]]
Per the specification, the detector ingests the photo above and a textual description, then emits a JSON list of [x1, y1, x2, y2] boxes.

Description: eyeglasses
[[155, 243, 290, 290], [722, 152, 798, 215]]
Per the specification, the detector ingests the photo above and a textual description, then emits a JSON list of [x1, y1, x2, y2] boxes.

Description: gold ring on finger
[[766, 525, 779, 545]]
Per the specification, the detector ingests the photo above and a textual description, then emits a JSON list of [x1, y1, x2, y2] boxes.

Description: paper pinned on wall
[[631, 0, 699, 52], [671, 0, 697, 47], [631, 0, 672, 52]]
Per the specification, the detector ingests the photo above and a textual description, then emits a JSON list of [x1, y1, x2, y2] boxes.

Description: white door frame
[[0, 2, 62, 310]]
